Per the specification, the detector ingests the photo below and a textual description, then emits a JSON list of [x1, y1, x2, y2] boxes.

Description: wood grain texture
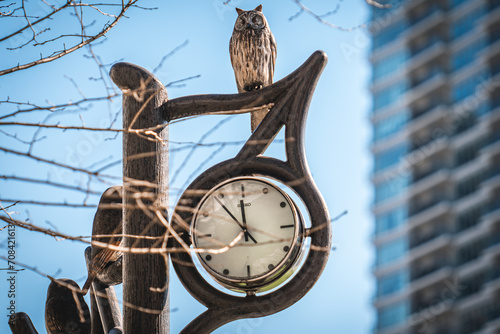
[[110, 62, 169, 334]]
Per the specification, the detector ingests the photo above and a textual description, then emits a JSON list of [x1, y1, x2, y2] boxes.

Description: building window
[[456, 172, 484, 199], [374, 144, 408, 173], [458, 238, 488, 265], [373, 110, 409, 143], [455, 139, 484, 166], [375, 176, 408, 204], [374, 80, 408, 111], [451, 5, 485, 40], [376, 206, 408, 235], [459, 271, 487, 299], [372, 18, 407, 50], [376, 238, 408, 267], [373, 49, 408, 82], [451, 38, 486, 71], [375, 176, 409, 204], [451, 0, 471, 7], [457, 205, 486, 232], [377, 270, 408, 297], [460, 302, 500, 333], [452, 71, 487, 103], [378, 301, 409, 330]]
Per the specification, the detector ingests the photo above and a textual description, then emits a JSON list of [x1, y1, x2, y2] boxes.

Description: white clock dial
[[192, 177, 302, 290]]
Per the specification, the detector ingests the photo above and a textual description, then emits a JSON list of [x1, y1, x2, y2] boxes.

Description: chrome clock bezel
[[191, 176, 305, 293]]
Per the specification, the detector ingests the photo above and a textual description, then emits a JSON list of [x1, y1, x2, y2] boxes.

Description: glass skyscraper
[[370, 0, 500, 333]]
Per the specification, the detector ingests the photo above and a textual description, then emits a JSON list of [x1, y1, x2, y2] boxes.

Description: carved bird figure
[[82, 186, 123, 294], [229, 4, 277, 131], [45, 279, 91, 334]]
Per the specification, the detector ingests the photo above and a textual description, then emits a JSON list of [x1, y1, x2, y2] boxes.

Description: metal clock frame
[[168, 51, 332, 333]]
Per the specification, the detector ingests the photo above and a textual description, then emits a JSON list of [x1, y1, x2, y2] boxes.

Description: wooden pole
[[110, 62, 169, 334]]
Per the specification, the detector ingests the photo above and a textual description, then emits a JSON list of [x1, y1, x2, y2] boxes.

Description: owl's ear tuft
[[255, 4, 263, 12], [236, 7, 245, 15]]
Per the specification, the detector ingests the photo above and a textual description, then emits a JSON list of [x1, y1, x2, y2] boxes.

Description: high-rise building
[[370, 0, 500, 333]]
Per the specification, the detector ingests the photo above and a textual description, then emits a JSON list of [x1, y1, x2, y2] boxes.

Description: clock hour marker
[[247, 265, 251, 277], [199, 234, 212, 238], [280, 224, 294, 229], [268, 264, 274, 271], [280, 202, 286, 208], [205, 255, 212, 261], [218, 193, 224, 199], [223, 269, 230, 275], [203, 211, 209, 217], [283, 246, 290, 252], [241, 184, 245, 198], [262, 187, 269, 194]]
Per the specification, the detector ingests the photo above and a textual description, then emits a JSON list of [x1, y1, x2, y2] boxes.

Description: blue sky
[[0, 1, 374, 332]]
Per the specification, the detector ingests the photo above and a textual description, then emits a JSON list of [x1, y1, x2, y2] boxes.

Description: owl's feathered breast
[[229, 27, 276, 93]]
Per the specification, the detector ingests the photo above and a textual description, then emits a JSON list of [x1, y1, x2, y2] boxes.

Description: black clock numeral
[[205, 255, 212, 261], [223, 269, 230, 275], [218, 193, 224, 199], [241, 184, 245, 198], [283, 246, 290, 252], [262, 187, 269, 194], [280, 201, 286, 208], [280, 224, 294, 229], [199, 234, 212, 238], [247, 265, 251, 277], [268, 264, 274, 271]]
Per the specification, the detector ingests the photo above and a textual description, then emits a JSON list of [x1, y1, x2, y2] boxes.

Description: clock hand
[[240, 199, 249, 242], [215, 197, 258, 244]]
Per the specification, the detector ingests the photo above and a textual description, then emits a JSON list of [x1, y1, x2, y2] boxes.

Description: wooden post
[[110, 63, 169, 333]]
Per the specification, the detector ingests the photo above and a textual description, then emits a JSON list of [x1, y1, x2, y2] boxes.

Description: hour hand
[[240, 200, 249, 242]]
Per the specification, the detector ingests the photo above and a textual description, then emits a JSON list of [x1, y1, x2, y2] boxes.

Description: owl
[[229, 4, 277, 132], [82, 186, 123, 294], [45, 279, 91, 334]]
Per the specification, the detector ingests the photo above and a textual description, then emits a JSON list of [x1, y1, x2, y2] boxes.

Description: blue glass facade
[[377, 270, 409, 297], [373, 110, 409, 143], [375, 206, 408, 235], [376, 237, 408, 267], [377, 301, 409, 330]]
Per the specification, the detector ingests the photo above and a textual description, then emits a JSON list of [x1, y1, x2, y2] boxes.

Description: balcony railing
[[409, 6, 443, 27], [489, 199, 500, 213], [410, 230, 448, 249], [491, 0, 500, 11], [412, 166, 447, 184], [411, 262, 447, 281], [486, 165, 500, 181], [412, 102, 444, 120], [410, 38, 443, 59], [411, 69, 443, 89], [409, 198, 446, 217]]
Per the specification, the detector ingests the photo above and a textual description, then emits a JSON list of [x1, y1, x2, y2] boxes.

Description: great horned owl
[[229, 4, 277, 132]]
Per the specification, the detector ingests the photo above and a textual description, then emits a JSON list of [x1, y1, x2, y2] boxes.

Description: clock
[[191, 176, 305, 293]]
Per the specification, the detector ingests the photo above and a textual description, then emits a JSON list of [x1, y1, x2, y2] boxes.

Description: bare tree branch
[[0, 1, 140, 76]]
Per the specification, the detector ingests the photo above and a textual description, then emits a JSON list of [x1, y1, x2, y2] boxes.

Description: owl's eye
[[252, 14, 264, 27], [235, 17, 246, 31]]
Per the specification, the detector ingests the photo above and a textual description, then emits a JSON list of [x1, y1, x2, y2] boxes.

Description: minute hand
[[215, 197, 257, 244]]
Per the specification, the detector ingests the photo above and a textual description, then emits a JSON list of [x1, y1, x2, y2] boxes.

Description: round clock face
[[191, 177, 303, 291]]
